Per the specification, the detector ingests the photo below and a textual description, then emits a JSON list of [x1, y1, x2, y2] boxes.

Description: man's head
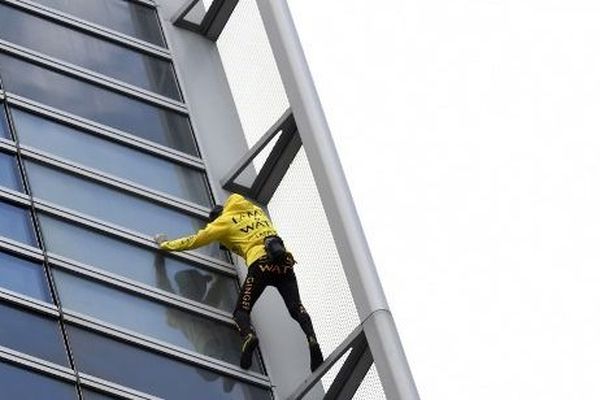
[[208, 205, 224, 222]]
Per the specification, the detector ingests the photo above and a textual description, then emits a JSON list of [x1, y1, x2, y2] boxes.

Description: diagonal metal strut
[[221, 109, 301, 205], [286, 326, 373, 400], [172, 0, 239, 41]]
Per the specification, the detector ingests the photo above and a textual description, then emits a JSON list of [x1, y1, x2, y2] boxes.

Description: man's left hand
[[154, 234, 168, 246]]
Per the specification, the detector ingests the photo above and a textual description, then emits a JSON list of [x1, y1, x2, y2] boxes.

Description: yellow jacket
[[160, 194, 278, 266]]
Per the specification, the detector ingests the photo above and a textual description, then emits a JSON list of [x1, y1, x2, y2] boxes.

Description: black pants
[[233, 257, 315, 339]]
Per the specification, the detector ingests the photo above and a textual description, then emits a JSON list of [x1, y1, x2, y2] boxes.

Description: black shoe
[[308, 336, 323, 372], [240, 333, 259, 370]]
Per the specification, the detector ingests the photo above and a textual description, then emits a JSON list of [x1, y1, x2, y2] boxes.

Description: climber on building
[[154, 193, 324, 372]]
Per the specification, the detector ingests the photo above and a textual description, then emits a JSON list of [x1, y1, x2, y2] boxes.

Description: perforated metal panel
[[215, 2, 386, 397]]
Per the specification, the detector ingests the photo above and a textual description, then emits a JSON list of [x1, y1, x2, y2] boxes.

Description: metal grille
[[217, 0, 289, 171]]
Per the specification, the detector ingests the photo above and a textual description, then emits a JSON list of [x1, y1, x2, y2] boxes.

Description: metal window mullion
[[0, 345, 76, 382], [79, 375, 163, 400], [5, 98, 86, 395], [0, 288, 59, 318], [3, 0, 170, 60], [63, 311, 271, 388], [49, 256, 235, 326], [0, 186, 30, 206], [0, 138, 17, 153], [21, 147, 210, 217], [0, 38, 183, 110], [0, 118, 210, 214], [0, 236, 44, 261], [49, 253, 234, 320], [32, 200, 238, 276], [0, 41, 186, 114], [156, 4, 206, 168], [6, 94, 205, 170]]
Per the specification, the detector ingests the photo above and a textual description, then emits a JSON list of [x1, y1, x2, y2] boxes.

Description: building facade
[[0, 0, 284, 398], [0, 1, 419, 399]]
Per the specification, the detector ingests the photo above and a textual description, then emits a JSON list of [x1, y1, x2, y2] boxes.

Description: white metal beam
[[254, 1, 421, 398]]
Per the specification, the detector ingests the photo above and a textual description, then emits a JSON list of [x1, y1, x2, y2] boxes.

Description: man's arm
[[155, 220, 226, 252]]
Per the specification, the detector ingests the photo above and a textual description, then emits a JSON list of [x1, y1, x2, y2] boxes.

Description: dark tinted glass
[[13, 109, 211, 206], [0, 362, 78, 400], [0, 200, 37, 246], [39, 215, 238, 312], [0, 4, 179, 99], [0, 302, 68, 365], [26, 161, 225, 260], [0, 104, 10, 139], [82, 390, 121, 400], [32, 0, 166, 47], [54, 270, 258, 371], [0, 250, 50, 301], [0, 52, 196, 155], [0, 152, 22, 191], [69, 326, 272, 400]]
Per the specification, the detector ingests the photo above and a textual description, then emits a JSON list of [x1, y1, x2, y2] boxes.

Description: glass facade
[[0, 250, 50, 301], [27, 161, 197, 235], [12, 108, 212, 205], [81, 391, 120, 400], [0, 2, 271, 399], [54, 269, 259, 371], [0, 302, 68, 366], [31, 0, 167, 47], [0, 151, 23, 192], [0, 52, 196, 155], [0, 362, 78, 400], [82, 390, 117, 400], [0, 104, 10, 139], [0, 200, 37, 247], [0, 3, 180, 100], [39, 215, 238, 311], [68, 326, 271, 400], [27, 161, 226, 260]]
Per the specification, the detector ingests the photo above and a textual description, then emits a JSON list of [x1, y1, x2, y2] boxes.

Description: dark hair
[[208, 205, 224, 222]]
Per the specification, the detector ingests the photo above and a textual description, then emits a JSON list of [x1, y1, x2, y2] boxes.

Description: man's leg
[[275, 267, 324, 372], [233, 263, 266, 369]]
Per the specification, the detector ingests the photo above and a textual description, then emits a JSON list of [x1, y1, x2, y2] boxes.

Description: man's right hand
[[154, 234, 168, 246]]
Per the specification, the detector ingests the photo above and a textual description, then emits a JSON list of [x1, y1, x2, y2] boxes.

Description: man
[[155, 193, 324, 371]]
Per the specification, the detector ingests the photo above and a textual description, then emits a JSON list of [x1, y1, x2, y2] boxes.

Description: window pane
[[0, 362, 78, 400], [69, 326, 271, 400], [0, 4, 179, 100], [39, 215, 238, 312], [0, 104, 10, 139], [0, 200, 37, 246], [54, 270, 260, 371], [0, 52, 196, 155], [0, 302, 68, 365], [82, 390, 123, 400], [0, 152, 23, 192], [26, 161, 225, 260], [13, 109, 211, 206], [32, 0, 166, 47], [0, 250, 50, 301]]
